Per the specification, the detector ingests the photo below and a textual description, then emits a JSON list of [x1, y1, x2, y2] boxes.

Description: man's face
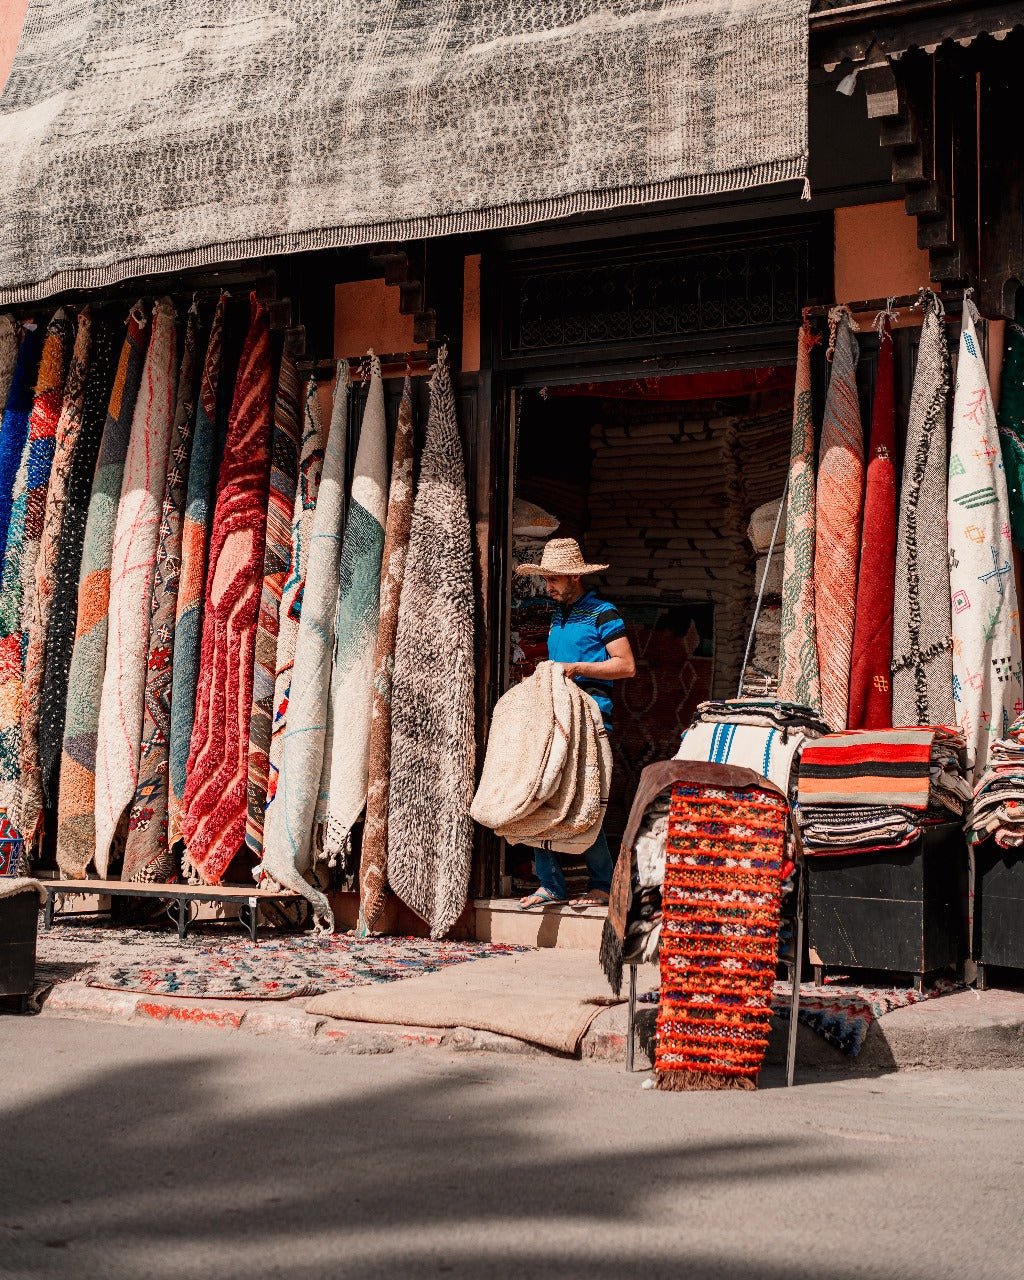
[[543, 574, 581, 605]]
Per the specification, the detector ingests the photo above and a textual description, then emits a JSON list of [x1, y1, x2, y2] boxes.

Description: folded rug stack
[[796, 727, 969, 854], [471, 660, 611, 855], [968, 718, 1024, 846]]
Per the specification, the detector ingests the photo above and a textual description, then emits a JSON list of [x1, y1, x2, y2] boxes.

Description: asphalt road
[[1, 1017, 1023, 1280]]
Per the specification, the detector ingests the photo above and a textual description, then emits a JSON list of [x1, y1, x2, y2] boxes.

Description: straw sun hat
[[515, 537, 609, 578]]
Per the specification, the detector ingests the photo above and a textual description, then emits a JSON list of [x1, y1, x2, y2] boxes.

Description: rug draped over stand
[[389, 348, 476, 939], [656, 780, 787, 1090], [0, 315, 17, 413], [245, 342, 301, 859], [323, 356, 388, 868], [997, 304, 1024, 549], [168, 295, 226, 851], [122, 304, 202, 881], [0, 311, 72, 846], [182, 295, 273, 885], [57, 303, 150, 877], [259, 364, 350, 927], [20, 308, 92, 847], [814, 309, 863, 731], [777, 324, 820, 710], [948, 300, 1023, 777], [0, 326, 43, 569], [94, 299, 178, 876], [268, 378, 324, 809], [39, 320, 118, 807], [848, 315, 897, 730], [359, 372, 415, 933], [893, 291, 954, 727]]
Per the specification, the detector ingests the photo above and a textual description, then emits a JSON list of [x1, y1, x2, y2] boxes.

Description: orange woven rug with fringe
[[655, 781, 787, 1090]]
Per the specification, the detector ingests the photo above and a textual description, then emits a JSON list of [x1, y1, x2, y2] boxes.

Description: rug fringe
[[655, 1070, 757, 1092], [599, 917, 624, 995]]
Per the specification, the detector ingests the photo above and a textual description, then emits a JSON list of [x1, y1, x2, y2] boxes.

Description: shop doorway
[[503, 368, 794, 897]]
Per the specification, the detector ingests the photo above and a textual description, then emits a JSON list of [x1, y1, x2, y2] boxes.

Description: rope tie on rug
[[826, 304, 857, 361]]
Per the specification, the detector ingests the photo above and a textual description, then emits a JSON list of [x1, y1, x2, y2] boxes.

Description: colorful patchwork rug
[[848, 315, 896, 730], [94, 298, 178, 876], [360, 372, 415, 932], [814, 309, 863, 731], [948, 300, 1023, 778], [38, 921, 520, 1000], [122, 303, 202, 882], [323, 356, 388, 866], [0, 311, 71, 845], [260, 364, 350, 928], [655, 780, 786, 1089], [0, 325, 43, 570], [641, 978, 957, 1058], [168, 295, 226, 850], [267, 376, 324, 810], [245, 343, 302, 859], [38, 318, 119, 808], [19, 307, 92, 848], [893, 291, 954, 727], [769, 978, 957, 1057], [57, 303, 150, 877], [777, 324, 821, 711], [183, 294, 273, 885]]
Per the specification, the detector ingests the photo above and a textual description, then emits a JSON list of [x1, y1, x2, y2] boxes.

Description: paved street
[[1, 1018, 1023, 1279]]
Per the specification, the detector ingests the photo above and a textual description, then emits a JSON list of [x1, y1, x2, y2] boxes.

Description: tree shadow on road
[[0, 1043, 871, 1280]]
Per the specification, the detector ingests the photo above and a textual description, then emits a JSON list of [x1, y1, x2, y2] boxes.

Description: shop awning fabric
[[0, 0, 810, 304]]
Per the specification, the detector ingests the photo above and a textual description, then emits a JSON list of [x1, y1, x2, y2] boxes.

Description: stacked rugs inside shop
[[0, 301, 476, 941]]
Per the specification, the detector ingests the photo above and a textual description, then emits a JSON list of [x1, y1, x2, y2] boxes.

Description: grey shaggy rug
[[388, 348, 476, 940], [0, 0, 809, 301]]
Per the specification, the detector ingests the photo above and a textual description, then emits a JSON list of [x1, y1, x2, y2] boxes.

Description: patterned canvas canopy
[[0, 0, 809, 302]]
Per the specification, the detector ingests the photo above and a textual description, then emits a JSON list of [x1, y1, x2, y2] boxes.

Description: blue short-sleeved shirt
[[546, 590, 627, 729]]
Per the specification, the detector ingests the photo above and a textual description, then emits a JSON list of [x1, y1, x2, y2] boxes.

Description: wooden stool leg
[[626, 964, 637, 1073]]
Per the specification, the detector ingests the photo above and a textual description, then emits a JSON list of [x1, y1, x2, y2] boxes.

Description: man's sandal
[[570, 891, 609, 911], [519, 889, 567, 911]]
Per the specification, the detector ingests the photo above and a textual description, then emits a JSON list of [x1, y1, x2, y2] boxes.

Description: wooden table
[[41, 879, 305, 942]]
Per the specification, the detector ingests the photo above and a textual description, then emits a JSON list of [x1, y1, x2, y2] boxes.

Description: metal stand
[[625, 964, 637, 1072], [737, 479, 788, 696], [785, 864, 806, 1089]]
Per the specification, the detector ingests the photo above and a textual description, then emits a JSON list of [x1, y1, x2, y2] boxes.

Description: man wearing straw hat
[[513, 537, 636, 910]]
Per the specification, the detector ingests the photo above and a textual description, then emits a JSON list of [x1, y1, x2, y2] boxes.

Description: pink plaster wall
[[0, 0, 28, 94], [834, 200, 932, 316]]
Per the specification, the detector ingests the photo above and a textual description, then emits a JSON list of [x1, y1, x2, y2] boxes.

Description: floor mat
[[307, 948, 623, 1054], [639, 977, 959, 1057], [39, 923, 523, 1001]]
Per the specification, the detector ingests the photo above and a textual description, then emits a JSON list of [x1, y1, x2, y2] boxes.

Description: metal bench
[[41, 879, 305, 943]]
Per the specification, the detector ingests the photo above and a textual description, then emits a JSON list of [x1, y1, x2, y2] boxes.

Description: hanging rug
[[38, 923, 522, 1000]]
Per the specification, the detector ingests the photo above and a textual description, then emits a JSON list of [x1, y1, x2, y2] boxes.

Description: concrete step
[[472, 898, 606, 950]]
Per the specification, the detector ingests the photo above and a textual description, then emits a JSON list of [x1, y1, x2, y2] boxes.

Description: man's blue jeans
[[532, 826, 615, 900]]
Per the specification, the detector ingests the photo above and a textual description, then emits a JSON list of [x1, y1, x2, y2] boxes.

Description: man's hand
[[559, 662, 581, 680]]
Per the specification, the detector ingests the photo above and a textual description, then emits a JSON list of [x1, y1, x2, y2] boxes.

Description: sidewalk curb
[[35, 980, 1024, 1071]]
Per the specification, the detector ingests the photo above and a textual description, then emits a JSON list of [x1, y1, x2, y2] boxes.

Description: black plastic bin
[[805, 821, 968, 989], [0, 887, 40, 1014]]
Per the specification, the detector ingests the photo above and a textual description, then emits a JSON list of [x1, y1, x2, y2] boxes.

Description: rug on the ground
[[768, 978, 958, 1057], [307, 948, 623, 1054], [38, 923, 522, 1001], [639, 977, 958, 1058]]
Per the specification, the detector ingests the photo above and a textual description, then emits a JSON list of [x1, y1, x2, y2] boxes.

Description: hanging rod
[[803, 289, 965, 318], [296, 350, 431, 376]]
